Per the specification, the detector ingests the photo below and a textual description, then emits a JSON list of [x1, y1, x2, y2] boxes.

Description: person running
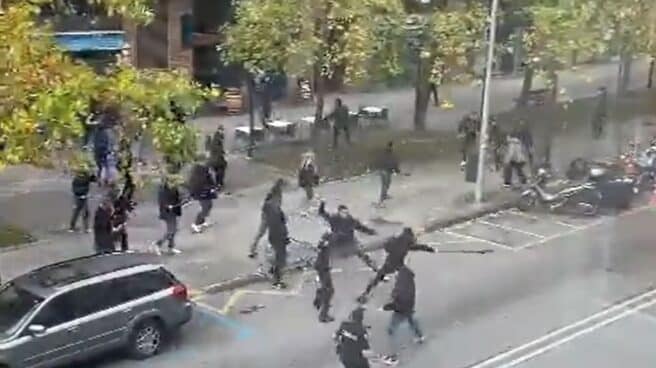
[[313, 232, 335, 323], [334, 307, 372, 368], [318, 201, 378, 270], [298, 151, 319, 201], [69, 165, 96, 233], [154, 175, 182, 255], [188, 159, 217, 234], [358, 227, 434, 302], [249, 178, 285, 258], [381, 265, 425, 365]]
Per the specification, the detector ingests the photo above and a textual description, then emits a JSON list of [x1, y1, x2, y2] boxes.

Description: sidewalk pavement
[[0, 158, 516, 292]]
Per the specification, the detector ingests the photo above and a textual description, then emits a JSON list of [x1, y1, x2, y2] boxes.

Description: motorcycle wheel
[[578, 189, 601, 216], [518, 193, 537, 212]]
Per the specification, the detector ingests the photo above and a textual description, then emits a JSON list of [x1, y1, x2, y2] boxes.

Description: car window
[[108, 269, 175, 305], [0, 283, 43, 336], [31, 283, 112, 328]]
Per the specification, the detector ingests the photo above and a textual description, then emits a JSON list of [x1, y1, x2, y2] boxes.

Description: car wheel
[[128, 319, 164, 360]]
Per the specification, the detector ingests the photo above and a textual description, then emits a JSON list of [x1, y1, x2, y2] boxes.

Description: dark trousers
[[271, 244, 287, 284], [94, 233, 114, 254], [430, 83, 439, 105], [156, 216, 178, 249], [340, 355, 370, 368], [461, 138, 475, 162], [210, 164, 226, 187], [114, 228, 128, 252], [363, 261, 397, 295], [331, 239, 377, 272], [95, 151, 107, 178], [194, 199, 213, 226], [379, 171, 392, 202], [314, 271, 334, 319], [503, 162, 527, 185], [70, 196, 89, 230], [303, 185, 314, 200], [333, 125, 351, 147]]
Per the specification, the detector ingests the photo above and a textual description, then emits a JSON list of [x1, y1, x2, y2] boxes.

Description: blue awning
[[54, 31, 127, 52]]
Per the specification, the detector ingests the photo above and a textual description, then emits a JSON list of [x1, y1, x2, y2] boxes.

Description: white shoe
[[414, 336, 425, 344], [168, 248, 182, 255], [382, 355, 399, 366], [191, 224, 202, 234]]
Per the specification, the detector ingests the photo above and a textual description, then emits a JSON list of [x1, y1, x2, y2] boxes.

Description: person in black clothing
[[458, 112, 480, 168], [263, 193, 290, 289], [188, 160, 217, 234], [318, 201, 378, 270], [259, 78, 273, 125], [155, 176, 182, 255], [313, 232, 335, 323], [516, 119, 534, 170], [326, 98, 351, 148], [69, 167, 96, 232], [592, 86, 607, 139], [382, 265, 424, 365], [298, 151, 319, 201], [249, 178, 285, 258], [429, 82, 439, 106], [207, 125, 227, 188], [93, 197, 114, 254], [334, 307, 371, 368], [111, 172, 136, 252], [359, 227, 434, 302], [376, 141, 400, 204]]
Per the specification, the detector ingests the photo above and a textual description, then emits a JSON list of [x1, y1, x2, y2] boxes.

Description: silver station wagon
[[0, 253, 192, 368]]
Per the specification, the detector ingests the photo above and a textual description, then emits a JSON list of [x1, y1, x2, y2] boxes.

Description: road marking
[[477, 220, 546, 239], [218, 272, 309, 314], [467, 287, 656, 368], [495, 295, 656, 368], [443, 230, 516, 251], [194, 301, 255, 340], [505, 209, 584, 229]]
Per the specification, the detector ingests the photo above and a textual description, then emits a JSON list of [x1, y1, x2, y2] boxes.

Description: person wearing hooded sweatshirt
[[318, 201, 378, 271], [155, 176, 182, 255], [314, 232, 335, 323], [111, 171, 136, 252], [382, 265, 424, 365], [334, 307, 371, 368], [298, 151, 319, 201], [359, 227, 434, 302], [208, 125, 227, 188], [249, 178, 285, 258], [188, 159, 217, 234]]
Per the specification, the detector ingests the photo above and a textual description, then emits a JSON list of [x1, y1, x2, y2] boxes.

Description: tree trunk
[[413, 57, 430, 131], [543, 69, 558, 165], [619, 52, 632, 95], [247, 76, 256, 158], [517, 66, 534, 107], [313, 64, 325, 145], [648, 57, 655, 89]]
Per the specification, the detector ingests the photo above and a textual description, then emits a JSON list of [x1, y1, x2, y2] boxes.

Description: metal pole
[[474, 0, 500, 203]]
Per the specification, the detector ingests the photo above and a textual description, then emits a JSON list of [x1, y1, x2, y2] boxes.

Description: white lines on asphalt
[[442, 230, 516, 251], [505, 209, 584, 230], [467, 287, 656, 368], [477, 220, 546, 239]]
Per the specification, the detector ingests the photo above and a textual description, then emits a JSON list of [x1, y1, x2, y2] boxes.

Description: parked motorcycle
[[518, 168, 602, 216]]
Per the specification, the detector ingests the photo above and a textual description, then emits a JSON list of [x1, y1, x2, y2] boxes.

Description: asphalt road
[[86, 200, 656, 368]]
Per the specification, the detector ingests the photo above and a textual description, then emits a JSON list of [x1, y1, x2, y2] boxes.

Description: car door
[[19, 292, 83, 368]]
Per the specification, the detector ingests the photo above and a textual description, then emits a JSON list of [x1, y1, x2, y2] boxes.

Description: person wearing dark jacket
[[263, 194, 290, 289], [111, 172, 136, 252], [188, 161, 217, 234], [155, 177, 182, 255], [326, 98, 351, 147], [69, 168, 96, 232], [319, 201, 378, 271], [334, 307, 371, 368], [591, 86, 607, 139], [249, 178, 285, 258], [381, 265, 424, 365], [359, 227, 434, 302], [298, 151, 319, 201], [458, 112, 480, 168], [516, 120, 534, 170], [376, 141, 400, 204], [208, 125, 227, 188], [93, 197, 114, 254], [314, 232, 335, 323]]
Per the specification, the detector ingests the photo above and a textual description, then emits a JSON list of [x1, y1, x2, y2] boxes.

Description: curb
[[201, 197, 519, 295]]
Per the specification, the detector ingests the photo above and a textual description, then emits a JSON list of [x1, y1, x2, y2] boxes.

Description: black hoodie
[[387, 266, 416, 314]]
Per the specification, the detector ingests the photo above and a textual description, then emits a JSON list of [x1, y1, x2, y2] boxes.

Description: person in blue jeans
[[382, 265, 424, 365]]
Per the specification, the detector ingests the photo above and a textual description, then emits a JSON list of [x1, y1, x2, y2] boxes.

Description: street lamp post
[[474, 0, 500, 203]]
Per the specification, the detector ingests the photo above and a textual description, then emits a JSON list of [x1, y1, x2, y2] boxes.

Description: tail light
[[172, 284, 189, 301]]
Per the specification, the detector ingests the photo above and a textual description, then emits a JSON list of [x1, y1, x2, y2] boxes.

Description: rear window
[[107, 269, 175, 305], [0, 283, 43, 336]]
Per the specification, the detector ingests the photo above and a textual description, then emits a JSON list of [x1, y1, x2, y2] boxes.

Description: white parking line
[[443, 230, 516, 251], [477, 220, 546, 239], [468, 287, 656, 368], [506, 208, 584, 229]]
